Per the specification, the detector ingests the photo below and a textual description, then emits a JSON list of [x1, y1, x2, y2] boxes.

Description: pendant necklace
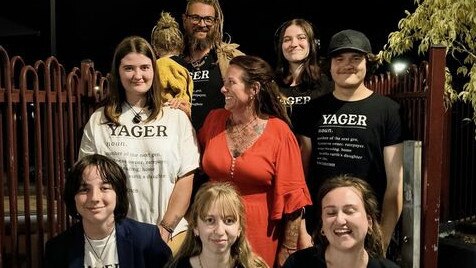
[[189, 53, 208, 70], [84, 227, 115, 265], [125, 101, 145, 124], [198, 255, 204, 268], [226, 115, 257, 158]]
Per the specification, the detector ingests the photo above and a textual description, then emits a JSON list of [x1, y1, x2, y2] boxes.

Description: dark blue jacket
[[44, 218, 171, 267]]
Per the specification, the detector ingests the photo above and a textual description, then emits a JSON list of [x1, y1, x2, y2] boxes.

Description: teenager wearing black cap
[[294, 29, 404, 257]]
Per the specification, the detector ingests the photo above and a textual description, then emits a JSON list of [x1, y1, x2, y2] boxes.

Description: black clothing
[[283, 245, 400, 268], [183, 50, 223, 130]]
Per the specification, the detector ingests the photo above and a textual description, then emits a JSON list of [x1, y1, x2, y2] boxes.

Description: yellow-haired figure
[[152, 11, 193, 118]]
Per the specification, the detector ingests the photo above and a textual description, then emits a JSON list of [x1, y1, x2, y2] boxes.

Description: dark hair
[[104, 36, 162, 125], [322, 51, 380, 81], [274, 19, 323, 88], [64, 154, 129, 221], [314, 175, 385, 258], [229, 55, 291, 126]]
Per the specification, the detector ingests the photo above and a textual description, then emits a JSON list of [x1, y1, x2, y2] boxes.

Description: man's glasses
[[185, 14, 216, 26]]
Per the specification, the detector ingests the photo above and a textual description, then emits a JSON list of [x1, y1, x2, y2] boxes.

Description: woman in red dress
[[198, 55, 312, 267]]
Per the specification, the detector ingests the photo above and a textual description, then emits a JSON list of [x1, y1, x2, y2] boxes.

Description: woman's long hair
[[229, 55, 291, 127], [166, 182, 268, 268], [274, 19, 323, 89], [314, 175, 385, 258], [104, 36, 162, 125]]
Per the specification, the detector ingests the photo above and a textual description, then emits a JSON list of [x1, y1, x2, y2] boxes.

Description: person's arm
[[381, 143, 403, 251], [157, 171, 194, 242], [277, 209, 303, 267]]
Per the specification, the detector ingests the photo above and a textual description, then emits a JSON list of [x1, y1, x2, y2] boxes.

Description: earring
[[320, 229, 325, 236]]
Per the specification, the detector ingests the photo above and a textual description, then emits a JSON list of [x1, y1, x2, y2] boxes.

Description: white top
[[79, 105, 200, 235], [84, 229, 118, 267]]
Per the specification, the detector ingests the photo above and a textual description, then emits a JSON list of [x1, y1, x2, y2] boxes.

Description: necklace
[[198, 255, 204, 268], [84, 227, 115, 265], [125, 101, 145, 124], [189, 53, 208, 69], [226, 115, 257, 134], [226, 116, 259, 158]]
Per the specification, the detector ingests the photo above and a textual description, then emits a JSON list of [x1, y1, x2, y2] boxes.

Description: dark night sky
[[1, 0, 416, 74]]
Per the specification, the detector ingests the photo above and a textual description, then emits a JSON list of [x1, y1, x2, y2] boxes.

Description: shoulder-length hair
[[274, 19, 323, 88], [104, 36, 163, 125], [166, 182, 268, 268], [314, 175, 385, 258], [64, 154, 129, 221], [229, 55, 291, 126]]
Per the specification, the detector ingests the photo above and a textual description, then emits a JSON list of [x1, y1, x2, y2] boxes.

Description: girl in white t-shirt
[[78, 36, 200, 252]]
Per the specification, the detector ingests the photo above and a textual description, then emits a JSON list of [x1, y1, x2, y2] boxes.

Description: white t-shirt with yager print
[[79, 105, 200, 235]]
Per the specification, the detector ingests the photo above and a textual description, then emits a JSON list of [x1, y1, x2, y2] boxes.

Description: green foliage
[[380, 0, 476, 122]]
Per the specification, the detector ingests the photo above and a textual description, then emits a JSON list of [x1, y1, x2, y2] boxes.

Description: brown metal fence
[[367, 46, 451, 268], [367, 46, 476, 267], [448, 101, 476, 222], [0, 46, 107, 268]]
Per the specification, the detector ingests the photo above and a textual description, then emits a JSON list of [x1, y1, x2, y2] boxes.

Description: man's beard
[[187, 29, 217, 52]]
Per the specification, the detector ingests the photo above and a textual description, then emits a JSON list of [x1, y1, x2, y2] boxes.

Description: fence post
[[402, 140, 422, 268], [422, 45, 448, 268]]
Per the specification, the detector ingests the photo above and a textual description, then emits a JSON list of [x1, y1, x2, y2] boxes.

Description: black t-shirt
[[173, 256, 245, 268], [182, 50, 223, 131], [279, 75, 333, 129], [294, 92, 403, 234], [283, 245, 401, 267]]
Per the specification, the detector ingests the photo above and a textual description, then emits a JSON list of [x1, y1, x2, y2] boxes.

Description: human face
[[282, 24, 310, 63], [75, 165, 116, 228], [321, 186, 371, 252], [221, 65, 254, 113], [119, 52, 154, 101], [183, 2, 216, 41], [194, 202, 241, 255], [330, 52, 367, 89]]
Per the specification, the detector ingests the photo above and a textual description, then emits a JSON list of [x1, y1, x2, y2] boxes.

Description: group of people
[[43, 0, 405, 267]]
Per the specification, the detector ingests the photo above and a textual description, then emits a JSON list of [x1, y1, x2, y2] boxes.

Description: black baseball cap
[[327, 29, 372, 56]]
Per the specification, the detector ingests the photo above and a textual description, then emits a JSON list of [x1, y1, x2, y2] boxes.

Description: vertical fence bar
[[402, 140, 422, 268], [422, 45, 448, 268]]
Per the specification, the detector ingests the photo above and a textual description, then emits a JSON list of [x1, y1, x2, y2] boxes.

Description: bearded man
[[181, 0, 244, 130]]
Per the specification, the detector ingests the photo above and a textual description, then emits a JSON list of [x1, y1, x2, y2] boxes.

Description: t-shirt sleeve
[[78, 111, 100, 159], [270, 121, 312, 220]]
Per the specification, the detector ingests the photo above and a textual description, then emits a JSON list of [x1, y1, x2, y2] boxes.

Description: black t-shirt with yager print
[[183, 49, 223, 131], [279, 75, 333, 129], [294, 92, 403, 235]]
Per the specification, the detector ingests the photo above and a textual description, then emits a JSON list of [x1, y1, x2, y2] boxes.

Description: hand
[[165, 98, 191, 118], [158, 224, 172, 243], [276, 244, 297, 267]]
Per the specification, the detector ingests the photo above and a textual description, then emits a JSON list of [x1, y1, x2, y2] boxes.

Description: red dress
[[198, 109, 312, 267]]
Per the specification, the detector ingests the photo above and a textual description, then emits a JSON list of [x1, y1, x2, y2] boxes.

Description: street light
[[392, 61, 408, 75]]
